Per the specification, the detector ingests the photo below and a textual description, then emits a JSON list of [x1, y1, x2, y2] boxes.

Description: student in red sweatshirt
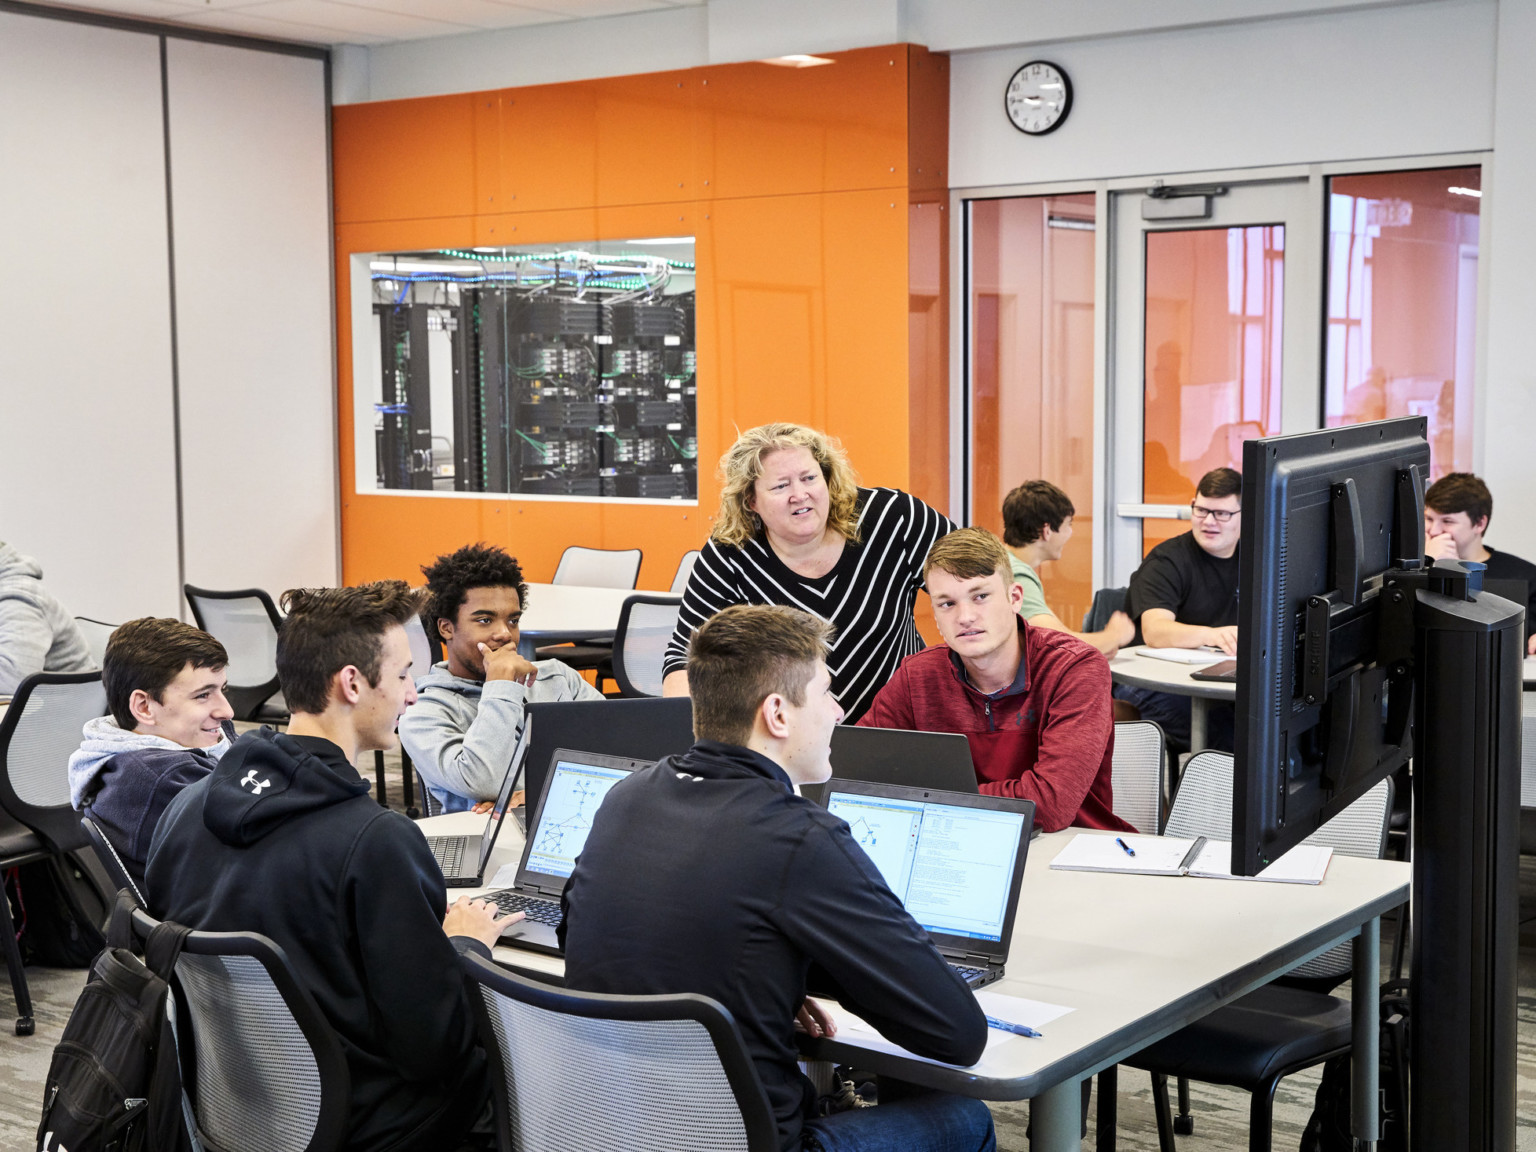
[[859, 526, 1134, 833]]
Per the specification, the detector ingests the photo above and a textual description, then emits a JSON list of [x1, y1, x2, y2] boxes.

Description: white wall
[[166, 40, 337, 597], [0, 9, 336, 626], [0, 14, 180, 622]]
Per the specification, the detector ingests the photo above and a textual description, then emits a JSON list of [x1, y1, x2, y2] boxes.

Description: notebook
[[821, 779, 1036, 989], [800, 725, 979, 805], [1049, 832, 1333, 884], [1133, 645, 1228, 665], [488, 748, 654, 955], [422, 718, 532, 887]]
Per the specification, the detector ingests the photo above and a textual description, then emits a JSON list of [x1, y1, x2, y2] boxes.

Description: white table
[[516, 583, 680, 659], [421, 813, 1408, 1151], [1109, 646, 1236, 751]]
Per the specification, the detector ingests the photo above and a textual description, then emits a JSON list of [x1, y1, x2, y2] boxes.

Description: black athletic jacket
[[145, 728, 489, 1152], [559, 740, 987, 1151]]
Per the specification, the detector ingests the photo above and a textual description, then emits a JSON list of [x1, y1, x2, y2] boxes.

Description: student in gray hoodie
[[68, 617, 235, 889], [0, 539, 92, 694], [400, 543, 603, 814]]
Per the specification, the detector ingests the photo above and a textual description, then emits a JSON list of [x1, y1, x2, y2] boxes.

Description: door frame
[[950, 151, 1492, 594]]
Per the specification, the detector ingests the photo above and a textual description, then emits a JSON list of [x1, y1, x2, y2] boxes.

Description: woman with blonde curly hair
[[662, 423, 954, 721]]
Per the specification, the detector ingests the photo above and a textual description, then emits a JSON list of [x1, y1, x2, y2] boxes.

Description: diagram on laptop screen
[[827, 795, 923, 896], [525, 763, 630, 878]]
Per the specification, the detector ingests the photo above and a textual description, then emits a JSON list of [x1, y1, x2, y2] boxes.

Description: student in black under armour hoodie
[[146, 582, 519, 1152]]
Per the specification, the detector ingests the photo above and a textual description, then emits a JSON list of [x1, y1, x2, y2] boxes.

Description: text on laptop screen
[[826, 792, 1025, 942], [524, 761, 631, 878]]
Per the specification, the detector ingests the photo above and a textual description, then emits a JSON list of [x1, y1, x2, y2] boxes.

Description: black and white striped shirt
[[663, 488, 956, 723]]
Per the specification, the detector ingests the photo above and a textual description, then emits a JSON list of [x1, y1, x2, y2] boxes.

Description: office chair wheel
[[1173, 1115, 1194, 1135], [16, 1016, 34, 1036], [406, 806, 421, 820]]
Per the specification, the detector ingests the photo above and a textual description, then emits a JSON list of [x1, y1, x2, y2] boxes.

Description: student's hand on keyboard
[[794, 998, 838, 1039], [444, 895, 523, 949]]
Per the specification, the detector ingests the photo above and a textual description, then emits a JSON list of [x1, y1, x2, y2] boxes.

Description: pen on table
[[985, 1015, 1042, 1038], [1115, 836, 1136, 858]]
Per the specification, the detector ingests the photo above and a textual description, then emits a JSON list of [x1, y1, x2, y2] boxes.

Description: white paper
[[1049, 832, 1198, 876], [487, 861, 521, 888], [809, 990, 1073, 1066], [1133, 645, 1227, 665], [1187, 840, 1333, 885], [974, 989, 1075, 1031]]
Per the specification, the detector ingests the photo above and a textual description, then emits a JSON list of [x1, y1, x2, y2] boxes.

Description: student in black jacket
[[560, 604, 993, 1152], [146, 582, 519, 1152], [1424, 471, 1536, 655]]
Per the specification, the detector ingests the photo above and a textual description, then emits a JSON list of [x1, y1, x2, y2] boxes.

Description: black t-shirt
[[1125, 531, 1240, 645], [1482, 546, 1536, 639]]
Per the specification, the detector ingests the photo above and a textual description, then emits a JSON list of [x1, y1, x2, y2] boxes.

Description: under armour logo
[[240, 770, 272, 795]]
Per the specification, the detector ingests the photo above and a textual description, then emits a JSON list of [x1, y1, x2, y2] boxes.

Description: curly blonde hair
[[712, 423, 862, 548]]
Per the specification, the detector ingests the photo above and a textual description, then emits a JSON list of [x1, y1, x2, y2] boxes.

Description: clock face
[[1006, 61, 1072, 136]]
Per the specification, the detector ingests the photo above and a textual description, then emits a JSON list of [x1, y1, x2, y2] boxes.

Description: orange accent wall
[[333, 45, 950, 592]]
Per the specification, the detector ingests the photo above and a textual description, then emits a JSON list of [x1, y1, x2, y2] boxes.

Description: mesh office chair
[[551, 546, 643, 590], [1112, 751, 1394, 1151], [73, 616, 119, 668], [611, 596, 683, 698], [129, 907, 350, 1152], [670, 550, 702, 593], [81, 814, 146, 908], [184, 586, 288, 724], [462, 949, 779, 1152], [0, 671, 109, 1034], [1109, 720, 1166, 834]]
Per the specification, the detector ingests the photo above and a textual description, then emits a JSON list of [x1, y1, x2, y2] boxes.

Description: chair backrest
[[131, 909, 350, 1152], [404, 614, 440, 681], [552, 546, 643, 590], [1165, 750, 1392, 979], [612, 596, 683, 698], [184, 589, 284, 718], [670, 550, 702, 594], [184, 586, 284, 720], [1082, 586, 1129, 633], [416, 771, 442, 818], [73, 617, 118, 669], [462, 950, 779, 1152], [0, 671, 108, 853], [1110, 720, 1165, 834], [1521, 693, 1536, 808], [81, 814, 145, 908]]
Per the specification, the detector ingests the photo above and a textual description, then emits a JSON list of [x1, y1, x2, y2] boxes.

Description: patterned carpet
[[6, 775, 1536, 1149]]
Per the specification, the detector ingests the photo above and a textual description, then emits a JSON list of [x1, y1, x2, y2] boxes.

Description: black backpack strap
[[105, 889, 139, 952], [143, 921, 194, 982]]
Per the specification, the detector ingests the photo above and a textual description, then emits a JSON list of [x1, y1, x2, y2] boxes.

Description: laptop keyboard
[[426, 836, 465, 876], [488, 891, 563, 927], [950, 964, 987, 987]]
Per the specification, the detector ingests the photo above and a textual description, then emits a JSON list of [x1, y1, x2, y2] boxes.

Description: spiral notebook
[[1049, 833, 1332, 884]]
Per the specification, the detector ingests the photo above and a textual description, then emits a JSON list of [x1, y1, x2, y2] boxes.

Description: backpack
[[1299, 978, 1410, 1152], [36, 892, 195, 1152]]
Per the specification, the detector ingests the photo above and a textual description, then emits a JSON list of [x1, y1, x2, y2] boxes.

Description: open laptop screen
[[522, 758, 634, 879], [826, 790, 1026, 943], [473, 718, 533, 870]]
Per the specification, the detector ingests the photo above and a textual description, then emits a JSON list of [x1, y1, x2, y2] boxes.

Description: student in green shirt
[[1002, 480, 1135, 657]]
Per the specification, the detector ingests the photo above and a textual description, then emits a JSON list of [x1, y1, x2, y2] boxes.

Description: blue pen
[[1116, 837, 1136, 857], [985, 1015, 1042, 1038]]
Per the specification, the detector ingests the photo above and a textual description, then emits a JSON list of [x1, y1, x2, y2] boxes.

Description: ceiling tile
[[342, 0, 567, 30], [513, 0, 673, 17]]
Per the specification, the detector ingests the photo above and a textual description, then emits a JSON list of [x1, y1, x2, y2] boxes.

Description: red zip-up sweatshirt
[[858, 619, 1133, 833]]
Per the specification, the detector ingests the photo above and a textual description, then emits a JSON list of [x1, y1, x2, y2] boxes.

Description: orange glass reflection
[[1143, 225, 1283, 553], [1324, 167, 1479, 480], [970, 194, 1096, 628]]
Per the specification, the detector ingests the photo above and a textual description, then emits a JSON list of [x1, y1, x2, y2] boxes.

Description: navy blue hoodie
[[146, 728, 489, 1152]]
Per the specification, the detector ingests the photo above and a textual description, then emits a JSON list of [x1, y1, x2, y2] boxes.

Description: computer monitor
[[1234, 417, 1429, 874]]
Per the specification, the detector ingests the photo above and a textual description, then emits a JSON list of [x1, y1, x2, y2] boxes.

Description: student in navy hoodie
[[146, 581, 520, 1152], [69, 617, 235, 889]]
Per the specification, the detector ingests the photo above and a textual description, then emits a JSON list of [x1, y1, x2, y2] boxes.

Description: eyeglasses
[[1190, 504, 1239, 523]]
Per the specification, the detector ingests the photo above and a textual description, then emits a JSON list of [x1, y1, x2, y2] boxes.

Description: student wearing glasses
[[1114, 467, 1242, 751]]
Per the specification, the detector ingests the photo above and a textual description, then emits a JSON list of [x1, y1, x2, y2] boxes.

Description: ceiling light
[[760, 54, 835, 68], [622, 237, 695, 246], [1448, 186, 1482, 198]]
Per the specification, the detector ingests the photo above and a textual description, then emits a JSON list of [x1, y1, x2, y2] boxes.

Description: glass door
[[1108, 180, 1321, 585]]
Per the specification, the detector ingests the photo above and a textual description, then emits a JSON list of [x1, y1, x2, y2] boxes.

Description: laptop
[[522, 697, 693, 827], [801, 725, 979, 805], [1190, 659, 1238, 683], [422, 718, 533, 887], [488, 747, 654, 955], [820, 778, 1035, 989]]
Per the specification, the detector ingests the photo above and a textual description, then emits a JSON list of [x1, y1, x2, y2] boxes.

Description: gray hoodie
[[399, 659, 604, 813], [0, 541, 93, 695]]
